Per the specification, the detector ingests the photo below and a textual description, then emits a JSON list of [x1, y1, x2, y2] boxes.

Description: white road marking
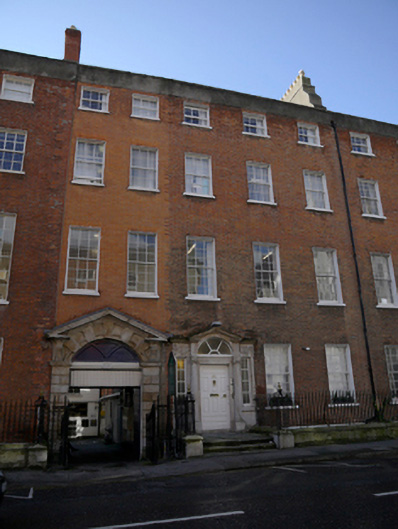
[[272, 466, 307, 473], [374, 490, 398, 497], [89, 510, 245, 529], [5, 487, 34, 500]]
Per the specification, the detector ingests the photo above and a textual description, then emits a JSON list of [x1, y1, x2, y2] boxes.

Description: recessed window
[[297, 122, 321, 146], [385, 346, 398, 396], [325, 344, 355, 403], [64, 227, 100, 295], [79, 87, 109, 112], [370, 253, 398, 308], [184, 154, 213, 197], [186, 237, 217, 300], [358, 179, 384, 218], [253, 243, 284, 303], [350, 132, 373, 156], [0, 213, 16, 303], [241, 357, 252, 405], [126, 232, 157, 297], [243, 113, 268, 137], [73, 140, 105, 185], [264, 344, 294, 407], [1, 75, 34, 103], [304, 170, 331, 211], [183, 103, 210, 127], [176, 358, 186, 397], [130, 147, 158, 191], [312, 248, 344, 305], [131, 94, 159, 120], [0, 128, 27, 173], [247, 162, 275, 204]]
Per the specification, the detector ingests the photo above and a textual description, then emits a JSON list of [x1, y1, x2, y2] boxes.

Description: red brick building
[[1, 29, 398, 446]]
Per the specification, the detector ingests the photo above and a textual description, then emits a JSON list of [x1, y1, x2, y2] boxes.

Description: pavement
[[4, 438, 398, 490]]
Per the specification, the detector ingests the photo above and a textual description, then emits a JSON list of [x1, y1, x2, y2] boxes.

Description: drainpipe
[[330, 121, 377, 403]]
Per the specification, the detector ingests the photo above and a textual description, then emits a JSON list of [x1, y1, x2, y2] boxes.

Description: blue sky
[[2, 0, 397, 124]]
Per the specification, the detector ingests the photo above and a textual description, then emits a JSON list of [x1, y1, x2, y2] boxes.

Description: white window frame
[[240, 356, 253, 405], [385, 345, 398, 397], [350, 132, 374, 156], [0, 128, 27, 174], [186, 236, 219, 301], [125, 231, 158, 298], [129, 146, 159, 192], [303, 170, 332, 212], [73, 139, 106, 186], [0, 213, 17, 304], [246, 162, 276, 205], [1, 74, 34, 103], [253, 243, 285, 304], [297, 122, 322, 147], [183, 103, 210, 128], [176, 357, 187, 397], [358, 179, 385, 219], [184, 153, 213, 198], [79, 86, 109, 113], [325, 344, 356, 404], [0, 337, 3, 365], [131, 94, 159, 120], [370, 253, 398, 308], [264, 344, 294, 407], [242, 112, 269, 138], [64, 227, 101, 296], [312, 248, 344, 306]]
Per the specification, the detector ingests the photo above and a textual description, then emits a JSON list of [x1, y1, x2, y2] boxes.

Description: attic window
[[297, 122, 322, 147], [350, 132, 374, 156], [1, 75, 34, 103]]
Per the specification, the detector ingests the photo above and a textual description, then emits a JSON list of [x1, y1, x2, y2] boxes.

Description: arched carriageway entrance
[[46, 308, 169, 462], [67, 339, 141, 461]]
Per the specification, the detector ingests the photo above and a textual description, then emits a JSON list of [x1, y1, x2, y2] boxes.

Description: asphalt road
[[1, 454, 398, 528]]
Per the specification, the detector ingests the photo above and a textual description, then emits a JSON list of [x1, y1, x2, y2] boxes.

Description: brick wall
[[0, 71, 75, 399]]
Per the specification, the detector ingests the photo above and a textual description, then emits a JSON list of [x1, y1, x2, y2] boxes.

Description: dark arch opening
[[73, 339, 140, 363]]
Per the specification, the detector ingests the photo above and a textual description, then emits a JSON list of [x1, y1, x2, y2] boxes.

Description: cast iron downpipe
[[330, 120, 377, 406]]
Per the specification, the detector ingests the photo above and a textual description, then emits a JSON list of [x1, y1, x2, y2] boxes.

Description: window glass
[[130, 147, 158, 190], [0, 129, 27, 172], [187, 237, 216, 298], [0, 214, 16, 301], [185, 154, 212, 196], [66, 228, 100, 292], [127, 232, 157, 295]]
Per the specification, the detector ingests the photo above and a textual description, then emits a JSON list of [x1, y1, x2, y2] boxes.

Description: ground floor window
[[241, 357, 251, 404], [176, 358, 186, 397], [325, 344, 355, 403], [263, 344, 294, 406], [385, 345, 398, 396]]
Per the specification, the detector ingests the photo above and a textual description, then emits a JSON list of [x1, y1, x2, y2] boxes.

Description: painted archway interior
[[70, 339, 141, 388]]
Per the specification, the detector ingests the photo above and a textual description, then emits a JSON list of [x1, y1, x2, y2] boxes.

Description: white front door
[[200, 365, 231, 430]]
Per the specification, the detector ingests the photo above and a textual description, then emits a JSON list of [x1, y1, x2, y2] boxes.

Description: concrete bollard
[[184, 435, 204, 458], [273, 430, 295, 449]]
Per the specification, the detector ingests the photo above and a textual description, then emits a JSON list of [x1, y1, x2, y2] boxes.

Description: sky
[[1, 0, 397, 124]]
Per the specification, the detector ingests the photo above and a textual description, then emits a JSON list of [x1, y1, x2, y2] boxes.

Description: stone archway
[[46, 308, 170, 455]]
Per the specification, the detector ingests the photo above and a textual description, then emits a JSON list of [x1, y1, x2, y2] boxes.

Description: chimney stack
[[64, 26, 81, 62]]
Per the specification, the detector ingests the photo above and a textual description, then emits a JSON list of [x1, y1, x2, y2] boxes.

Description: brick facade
[[0, 57, 76, 399], [1, 32, 398, 434]]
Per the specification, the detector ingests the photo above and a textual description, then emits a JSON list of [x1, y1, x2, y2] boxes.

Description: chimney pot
[[64, 26, 81, 62]]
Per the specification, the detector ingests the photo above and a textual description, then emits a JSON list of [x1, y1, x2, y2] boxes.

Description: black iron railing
[[257, 391, 398, 428]]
